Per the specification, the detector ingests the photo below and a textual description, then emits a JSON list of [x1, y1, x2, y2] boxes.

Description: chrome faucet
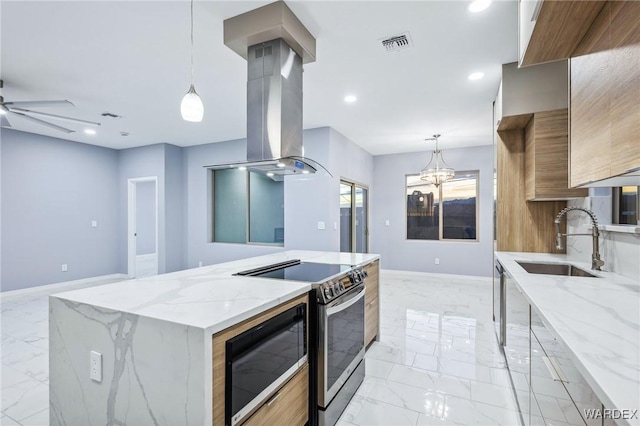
[[555, 207, 604, 271]]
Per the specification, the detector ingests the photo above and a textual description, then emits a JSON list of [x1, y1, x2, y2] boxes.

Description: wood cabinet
[[570, 1, 640, 187], [519, 0, 606, 67], [211, 294, 309, 426], [524, 109, 588, 200], [497, 123, 568, 253], [243, 365, 308, 426], [363, 260, 379, 348]]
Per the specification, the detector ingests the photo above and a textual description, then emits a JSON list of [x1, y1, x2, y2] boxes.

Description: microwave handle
[[326, 286, 365, 316]]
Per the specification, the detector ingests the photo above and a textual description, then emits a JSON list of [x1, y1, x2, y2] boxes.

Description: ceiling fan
[[0, 79, 100, 134]]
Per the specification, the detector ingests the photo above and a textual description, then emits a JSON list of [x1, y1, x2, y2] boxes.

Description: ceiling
[[0, 1, 517, 155]]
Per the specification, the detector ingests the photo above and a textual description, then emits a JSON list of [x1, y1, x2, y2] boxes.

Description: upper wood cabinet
[[519, 0, 606, 67], [570, 1, 640, 187], [525, 109, 587, 201]]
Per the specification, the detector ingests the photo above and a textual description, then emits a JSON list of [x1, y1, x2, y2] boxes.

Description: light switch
[[385, 220, 390, 226], [317, 221, 326, 230], [91, 220, 98, 228]]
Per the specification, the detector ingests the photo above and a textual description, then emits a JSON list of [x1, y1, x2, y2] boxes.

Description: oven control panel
[[318, 267, 368, 304]]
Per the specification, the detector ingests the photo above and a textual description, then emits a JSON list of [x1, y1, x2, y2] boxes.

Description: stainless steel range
[[236, 259, 368, 426]]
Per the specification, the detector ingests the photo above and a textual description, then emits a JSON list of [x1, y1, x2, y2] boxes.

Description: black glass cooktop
[[237, 261, 352, 283]]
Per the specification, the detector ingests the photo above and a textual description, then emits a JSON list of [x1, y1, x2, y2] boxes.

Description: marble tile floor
[[1, 276, 126, 425], [1, 270, 519, 426], [337, 271, 521, 426]]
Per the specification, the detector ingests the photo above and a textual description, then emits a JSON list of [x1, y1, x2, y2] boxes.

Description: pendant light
[[420, 134, 455, 187], [181, 0, 204, 122]]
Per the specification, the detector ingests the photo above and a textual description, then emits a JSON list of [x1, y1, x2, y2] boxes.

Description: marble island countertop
[[51, 250, 379, 334], [495, 251, 640, 425]]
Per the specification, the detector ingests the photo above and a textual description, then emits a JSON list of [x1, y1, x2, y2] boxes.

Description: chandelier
[[419, 134, 454, 187]]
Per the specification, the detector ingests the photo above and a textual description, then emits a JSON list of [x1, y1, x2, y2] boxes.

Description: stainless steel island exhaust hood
[[206, 2, 330, 180]]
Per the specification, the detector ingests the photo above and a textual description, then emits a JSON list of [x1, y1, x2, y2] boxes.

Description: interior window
[[213, 169, 284, 245]]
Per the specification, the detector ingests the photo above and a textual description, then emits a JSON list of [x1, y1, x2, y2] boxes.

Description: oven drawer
[[243, 364, 308, 426]]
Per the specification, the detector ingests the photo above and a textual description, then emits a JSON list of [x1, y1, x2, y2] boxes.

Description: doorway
[[127, 177, 158, 278], [340, 180, 369, 253]]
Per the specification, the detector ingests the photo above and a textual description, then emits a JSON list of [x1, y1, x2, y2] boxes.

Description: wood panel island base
[[49, 250, 380, 426]]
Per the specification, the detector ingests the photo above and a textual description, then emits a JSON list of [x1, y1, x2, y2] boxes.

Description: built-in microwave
[[225, 303, 307, 426]]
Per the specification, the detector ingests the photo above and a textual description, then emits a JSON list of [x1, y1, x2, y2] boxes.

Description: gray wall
[[164, 144, 184, 273], [371, 144, 494, 277], [1, 129, 120, 291], [183, 138, 281, 267], [184, 127, 375, 267], [135, 181, 156, 255], [118, 144, 166, 273]]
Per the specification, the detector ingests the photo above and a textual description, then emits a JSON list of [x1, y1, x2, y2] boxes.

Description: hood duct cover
[[206, 2, 329, 179]]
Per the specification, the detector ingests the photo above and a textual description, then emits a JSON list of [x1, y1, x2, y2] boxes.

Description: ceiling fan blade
[[4, 100, 74, 108], [9, 107, 101, 126], [10, 111, 75, 134], [1, 115, 12, 128]]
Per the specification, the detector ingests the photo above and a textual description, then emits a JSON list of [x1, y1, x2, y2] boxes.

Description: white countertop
[[51, 250, 379, 334], [495, 251, 640, 425]]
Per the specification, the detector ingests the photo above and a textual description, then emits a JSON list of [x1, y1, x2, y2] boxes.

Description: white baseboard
[[381, 268, 493, 283], [0, 273, 129, 299]]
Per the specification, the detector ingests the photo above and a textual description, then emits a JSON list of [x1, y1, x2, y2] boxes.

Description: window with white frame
[[406, 171, 479, 241]]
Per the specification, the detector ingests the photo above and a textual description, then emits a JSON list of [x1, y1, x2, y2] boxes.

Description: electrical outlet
[[385, 220, 390, 226], [198, 261, 203, 267], [317, 221, 326, 230], [435, 258, 440, 265], [91, 220, 98, 228], [90, 351, 102, 382], [61, 264, 68, 272]]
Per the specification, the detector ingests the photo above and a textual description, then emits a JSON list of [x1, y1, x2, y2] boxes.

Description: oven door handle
[[326, 286, 365, 316]]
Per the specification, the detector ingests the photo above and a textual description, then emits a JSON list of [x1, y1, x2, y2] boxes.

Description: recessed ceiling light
[[276, 162, 286, 168], [302, 170, 310, 174], [468, 72, 485, 81], [84, 128, 96, 135], [266, 172, 275, 177], [344, 95, 357, 103], [468, 0, 491, 12], [238, 166, 247, 171]]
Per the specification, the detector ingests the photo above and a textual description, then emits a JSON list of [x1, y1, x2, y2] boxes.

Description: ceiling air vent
[[380, 32, 413, 52]]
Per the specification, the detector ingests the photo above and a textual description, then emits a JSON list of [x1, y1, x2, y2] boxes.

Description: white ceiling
[[1, 1, 517, 155]]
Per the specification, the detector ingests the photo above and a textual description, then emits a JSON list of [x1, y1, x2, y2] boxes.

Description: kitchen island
[[496, 252, 640, 426], [49, 250, 379, 426]]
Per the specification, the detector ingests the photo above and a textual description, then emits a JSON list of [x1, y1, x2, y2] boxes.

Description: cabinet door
[[530, 327, 585, 425], [609, 1, 640, 177], [570, 3, 611, 187], [364, 260, 379, 347], [242, 364, 308, 426], [531, 308, 602, 426], [504, 275, 532, 425]]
